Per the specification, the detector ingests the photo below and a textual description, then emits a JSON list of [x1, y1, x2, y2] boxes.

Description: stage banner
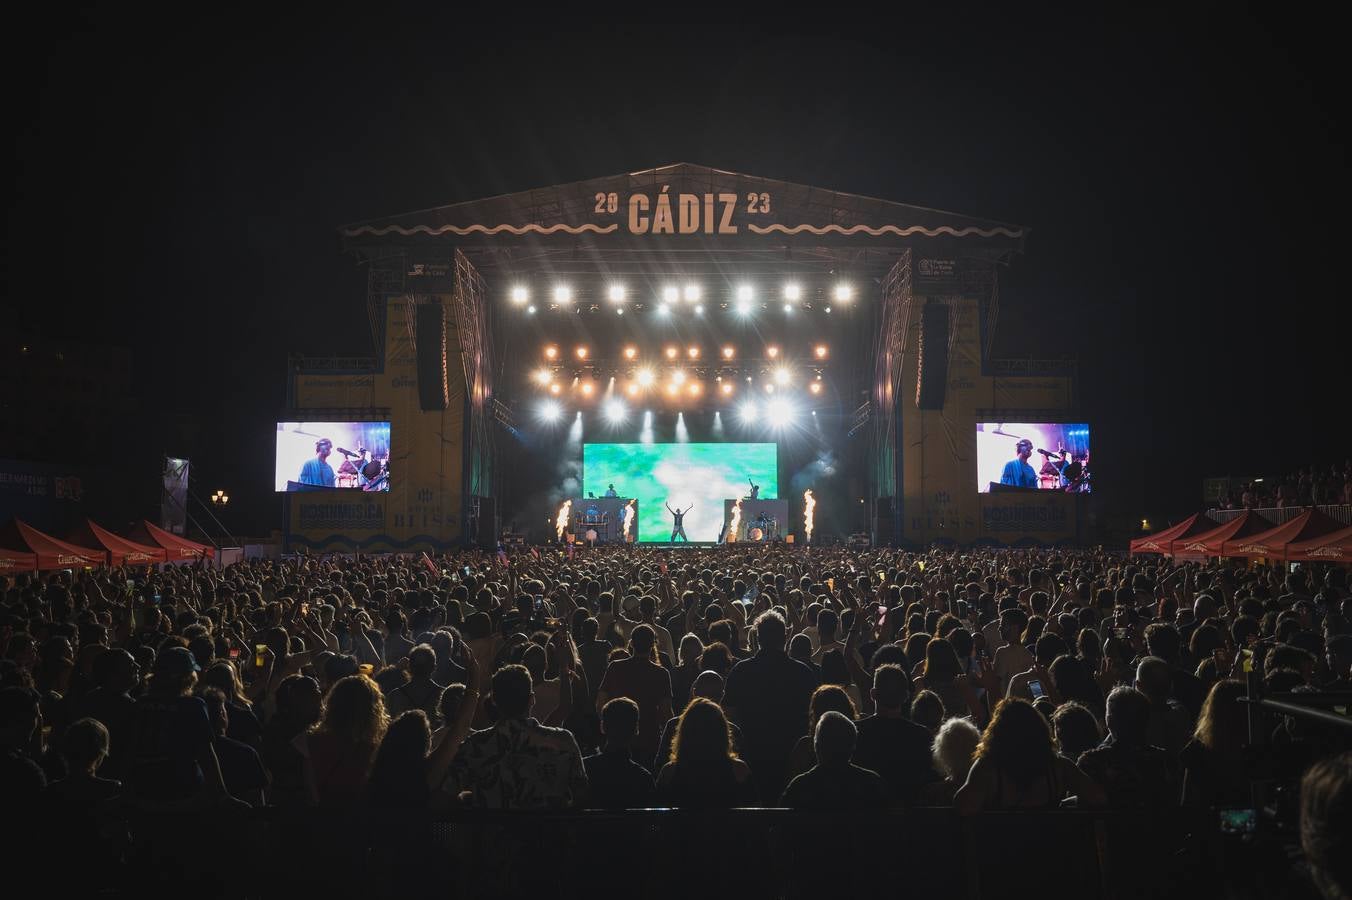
[[160, 457, 190, 536], [0, 459, 87, 533], [976, 492, 1078, 545]]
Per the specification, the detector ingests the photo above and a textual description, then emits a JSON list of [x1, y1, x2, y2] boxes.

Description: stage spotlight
[[809, 381, 823, 395], [636, 367, 655, 387], [694, 304, 704, 315], [603, 400, 627, 423], [544, 345, 559, 360], [766, 345, 780, 358], [722, 345, 735, 359], [657, 303, 670, 317], [736, 284, 754, 302], [580, 381, 595, 397], [553, 285, 573, 304], [623, 345, 638, 360], [687, 345, 700, 359], [665, 383, 679, 397], [549, 382, 562, 395], [736, 300, 753, 316], [671, 369, 687, 386], [774, 367, 791, 385], [532, 368, 552, 385], [764, 383, 775, 394], [608, 284, 627, 303], [784, 282, 801, 301], [616, 307, 624, 316], [824, 306, 831, 314], [834, 283, 853, 302], [626, 382, 640, 397], [720, 382, 734, 396], [527, 305, 536, 314], [815, 344, 829, 359], [538, 400, 562, 422], [664, 345, 678, 360], [738, 401, 759, 424], [767, 397, 795, 426], [684, 283, 701, 302], [662, 285, 679, 304], [576, 346, 589, 360], [511, 286, 529, 304], [687, 382, 703, 397]]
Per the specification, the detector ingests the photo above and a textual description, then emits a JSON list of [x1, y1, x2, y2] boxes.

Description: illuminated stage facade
[[282, 164, 1083, 551]]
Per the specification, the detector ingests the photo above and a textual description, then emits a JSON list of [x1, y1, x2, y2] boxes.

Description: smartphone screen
[[1218, 808, 1257, 835], [1028, 679, 1045, 699], [254, 644, 267, 668], [228, 647, 241, 660]]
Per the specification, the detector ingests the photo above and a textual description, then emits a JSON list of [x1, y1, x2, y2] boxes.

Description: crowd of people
[[1216, 460, 1352, 510], [2, 544, 1350, 896]]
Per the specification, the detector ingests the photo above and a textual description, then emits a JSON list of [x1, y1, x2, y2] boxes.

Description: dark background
[[6, 10, 1347, 541]]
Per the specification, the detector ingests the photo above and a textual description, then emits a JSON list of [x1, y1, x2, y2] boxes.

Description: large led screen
[[584, 443, 777, 541], [276, 422, 391, 492], [976, 423, 1091, 493]]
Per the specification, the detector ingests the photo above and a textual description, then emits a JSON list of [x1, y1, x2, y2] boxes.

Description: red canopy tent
[[1130, 513, 1218, 556], [0, 544, 38, 574], [1168, 509, 1274, 558], [1284, 524, 1352, 564], [0, 519, 106, 569], [130, 520, 215, 561], [70, 519, 168, 566], [1219, 508, 1345, 561]]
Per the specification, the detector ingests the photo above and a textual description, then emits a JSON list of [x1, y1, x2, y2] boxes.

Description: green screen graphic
[[584, 443, 777, 542]]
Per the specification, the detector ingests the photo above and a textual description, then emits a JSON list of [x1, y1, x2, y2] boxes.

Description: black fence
[[34, 804, 1297, 900]]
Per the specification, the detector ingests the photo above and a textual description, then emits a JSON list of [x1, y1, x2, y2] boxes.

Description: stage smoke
[[804, 489, 816, 544], [556, 500, 572, 542]]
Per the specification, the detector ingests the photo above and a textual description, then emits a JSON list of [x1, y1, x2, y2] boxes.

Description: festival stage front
[[281, 163, 1084, 551]]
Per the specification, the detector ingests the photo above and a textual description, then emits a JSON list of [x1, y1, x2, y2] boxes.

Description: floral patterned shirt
[[444, 717, 587, 809]]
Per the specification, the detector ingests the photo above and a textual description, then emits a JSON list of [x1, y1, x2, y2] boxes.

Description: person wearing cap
[[298, 438, 336, 487], [999, 438, 1039, 488], [125, 646, 230, 805]]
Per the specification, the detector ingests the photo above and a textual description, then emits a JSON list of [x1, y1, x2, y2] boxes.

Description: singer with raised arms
[[666, 501, 693, 543]]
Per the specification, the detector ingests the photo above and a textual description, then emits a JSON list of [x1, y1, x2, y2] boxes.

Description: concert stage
[[281, 164, 1085, 552]]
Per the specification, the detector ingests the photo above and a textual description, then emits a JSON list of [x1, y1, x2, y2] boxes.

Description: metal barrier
[[41, 805, 1234, 899], [1206, 503, 1352, 526]]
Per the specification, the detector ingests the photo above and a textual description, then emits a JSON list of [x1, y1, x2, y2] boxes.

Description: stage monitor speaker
[[915, 303, 949, 410], [415, 302, 449, 411]]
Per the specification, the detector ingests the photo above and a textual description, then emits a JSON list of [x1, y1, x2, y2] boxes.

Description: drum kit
[[336, 448, 389, 492], [741, 513, 779, 542]]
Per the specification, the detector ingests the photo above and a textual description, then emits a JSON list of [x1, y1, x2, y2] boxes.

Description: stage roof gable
[[340, 163, 1026, 255]]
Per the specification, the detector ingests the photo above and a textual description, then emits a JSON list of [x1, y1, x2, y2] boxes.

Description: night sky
[[7, 11, 1347, 539]]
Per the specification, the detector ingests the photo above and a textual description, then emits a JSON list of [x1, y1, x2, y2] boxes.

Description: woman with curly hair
[[955, 698, 1104, 814], [299, 673, 388, 808], [656, 698, 753, 807]]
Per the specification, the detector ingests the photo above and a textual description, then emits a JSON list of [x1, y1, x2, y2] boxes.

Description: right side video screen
[[976, 423, 1091, 493]]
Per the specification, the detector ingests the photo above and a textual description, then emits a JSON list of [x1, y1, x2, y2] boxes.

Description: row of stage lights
[[542, 343, 829, 362], [508, 281, 854, 315], [532, 370, 827, 400], [538, 397, 810, 428]]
